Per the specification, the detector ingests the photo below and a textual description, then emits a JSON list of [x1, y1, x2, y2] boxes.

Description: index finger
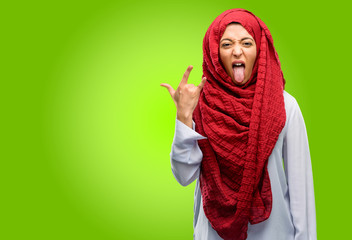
[[179, 65, 193, 87]]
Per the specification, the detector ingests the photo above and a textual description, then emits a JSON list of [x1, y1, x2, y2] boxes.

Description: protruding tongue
[[233, 66, 245, 84]]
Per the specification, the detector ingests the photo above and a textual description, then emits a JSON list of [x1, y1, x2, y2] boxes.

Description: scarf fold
[[193, 9, 286, 240]]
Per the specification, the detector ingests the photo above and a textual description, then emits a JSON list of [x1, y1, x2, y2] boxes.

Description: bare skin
[[160, 65, 207, 128], [219, 23, 257, 85]]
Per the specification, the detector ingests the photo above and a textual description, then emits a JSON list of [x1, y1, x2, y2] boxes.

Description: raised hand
[[160, 65, 207, 128]]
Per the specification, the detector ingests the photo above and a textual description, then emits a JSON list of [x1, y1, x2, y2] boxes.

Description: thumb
[[160, 83, 176, 99]]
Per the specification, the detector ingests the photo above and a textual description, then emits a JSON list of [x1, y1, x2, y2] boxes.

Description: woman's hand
[[160, 65, 207, 128]]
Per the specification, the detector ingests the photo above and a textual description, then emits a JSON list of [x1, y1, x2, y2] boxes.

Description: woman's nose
[[232, 45, 243, 57]]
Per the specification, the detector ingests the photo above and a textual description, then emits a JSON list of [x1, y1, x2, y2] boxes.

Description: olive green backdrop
[[2, 0, 351, 239]]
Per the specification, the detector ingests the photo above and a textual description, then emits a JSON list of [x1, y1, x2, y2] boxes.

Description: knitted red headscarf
[[193, 9, 286, 240]]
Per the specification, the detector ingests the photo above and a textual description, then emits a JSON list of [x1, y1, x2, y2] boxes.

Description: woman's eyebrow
[[220, 37, 254, 42], [220, 38, 233, 42], [241, 37, 254, 41]]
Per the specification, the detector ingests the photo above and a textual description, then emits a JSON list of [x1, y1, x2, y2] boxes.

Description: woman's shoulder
[[283, 90, 300, 115], [283, 90, 306, 129], [283, 90, 298, 106]]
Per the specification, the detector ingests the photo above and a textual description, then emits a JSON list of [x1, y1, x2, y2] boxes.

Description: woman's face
[[219, 23, 257, 85]]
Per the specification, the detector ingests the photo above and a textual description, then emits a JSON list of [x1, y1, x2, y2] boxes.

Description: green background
[[2, 0, 351, 239]]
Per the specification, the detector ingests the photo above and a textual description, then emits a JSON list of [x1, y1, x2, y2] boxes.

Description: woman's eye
[[243, 42, 253, 47], [221, 43, 231, 47]]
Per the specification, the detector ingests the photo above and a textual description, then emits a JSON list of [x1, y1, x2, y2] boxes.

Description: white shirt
[[170, 91, 316, 240]]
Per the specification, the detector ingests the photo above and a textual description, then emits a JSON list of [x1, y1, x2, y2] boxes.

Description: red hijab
[[193, 9, 286, 240]]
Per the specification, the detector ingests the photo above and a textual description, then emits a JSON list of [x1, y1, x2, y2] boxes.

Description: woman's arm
[[283, 97, 316, 240], [170, 119, 206, 186], [161, 66, 207, 186]]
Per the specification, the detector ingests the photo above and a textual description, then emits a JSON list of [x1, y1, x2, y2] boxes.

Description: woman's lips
[[232, 60, 245, 67]]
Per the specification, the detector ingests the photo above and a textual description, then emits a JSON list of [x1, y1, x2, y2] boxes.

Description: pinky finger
[[197, 77, 207, 90]]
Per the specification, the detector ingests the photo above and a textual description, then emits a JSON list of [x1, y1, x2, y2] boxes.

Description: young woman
[[161, 9, 316, 240]]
